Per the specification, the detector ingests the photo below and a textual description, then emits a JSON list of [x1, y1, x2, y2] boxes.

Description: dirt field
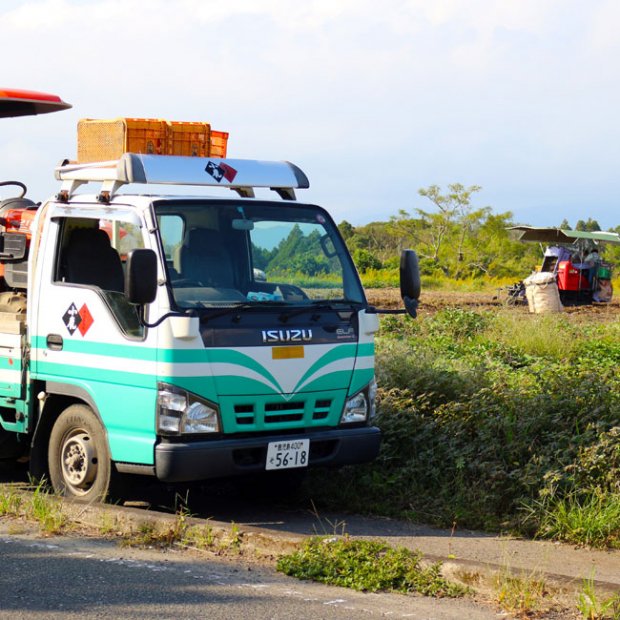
[[366, 287, 620, 319]]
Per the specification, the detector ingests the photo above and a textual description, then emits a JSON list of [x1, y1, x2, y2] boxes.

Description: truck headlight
[[341, 390, 369, 424], [341, 379, 377, 425], [157, 383, 220, 435]]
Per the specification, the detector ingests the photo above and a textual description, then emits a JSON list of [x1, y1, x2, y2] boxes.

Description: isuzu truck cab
[[0, 150, 419, 501]]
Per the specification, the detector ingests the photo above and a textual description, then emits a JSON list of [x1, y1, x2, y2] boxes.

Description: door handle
[[46, 334, 64, 351]]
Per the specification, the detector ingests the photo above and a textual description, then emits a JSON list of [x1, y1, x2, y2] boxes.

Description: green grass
[[534, 493, 620, 549], [277, 537, 467, 597], [0, 487, 23, 516], [306, 308, 620, 546], [494, 570, 548, 616], [577, 575, 620, 619], [0, 481, 66, 534]]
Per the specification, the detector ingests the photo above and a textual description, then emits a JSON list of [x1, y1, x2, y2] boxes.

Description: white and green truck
[[0, 148, 419, 502]]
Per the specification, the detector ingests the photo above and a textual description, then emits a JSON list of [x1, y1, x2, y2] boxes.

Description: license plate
[[266, 439, 310, 471]]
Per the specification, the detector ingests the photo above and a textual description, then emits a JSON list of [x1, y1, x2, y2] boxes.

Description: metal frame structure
[[55, 154, 310, 202]]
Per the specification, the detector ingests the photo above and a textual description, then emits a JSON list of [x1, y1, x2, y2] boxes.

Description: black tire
[[48, 405, 112, 502]]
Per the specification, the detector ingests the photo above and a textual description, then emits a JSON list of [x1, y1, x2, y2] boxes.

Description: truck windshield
[[155, 200, 365, 309]]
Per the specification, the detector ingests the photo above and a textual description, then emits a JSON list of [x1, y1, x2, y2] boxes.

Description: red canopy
[[0, 88, 71, 118]]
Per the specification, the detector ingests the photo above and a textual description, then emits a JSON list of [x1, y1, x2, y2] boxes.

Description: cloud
[[1, 0, 619, 227]]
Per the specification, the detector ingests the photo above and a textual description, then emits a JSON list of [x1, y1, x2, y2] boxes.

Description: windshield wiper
[[198, 300, 288, 323], [278, 301, 357, 323], [197, 300, 358, 325], [198, 303, 255, 324]]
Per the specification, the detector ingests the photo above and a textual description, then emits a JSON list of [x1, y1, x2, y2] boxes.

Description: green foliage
[[577, 575, 620, 619], [352, 248, 382, 273], [30, 482, 66, 534], [532, 492, 620, 548], [576, 218, 602, 232], [0, 487, 23, 515], [338, 183, 620, 285], [494, 570, 548, 616], [0, 480, 66, 534], [267, 225, 331, 276], [307, 310, 620, 545], [338, 220, 355, 241], [277, 537, 466, 597], [339, 183, 546, 282]]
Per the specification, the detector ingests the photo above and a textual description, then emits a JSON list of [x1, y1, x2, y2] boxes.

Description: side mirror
[[126, 249, 158, 305], [400, 249, 421, 318]]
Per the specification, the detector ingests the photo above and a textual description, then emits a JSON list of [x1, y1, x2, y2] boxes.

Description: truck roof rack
[[54, 154, 310, 202]]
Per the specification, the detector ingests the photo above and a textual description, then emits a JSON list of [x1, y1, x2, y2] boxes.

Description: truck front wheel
[[48, 405, 112, 502]]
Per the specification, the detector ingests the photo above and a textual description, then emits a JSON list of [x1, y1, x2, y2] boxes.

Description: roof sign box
[[55, 154, 310, 201]]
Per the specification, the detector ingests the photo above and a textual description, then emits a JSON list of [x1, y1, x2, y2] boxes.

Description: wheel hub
[[61, 432, 97, 491]]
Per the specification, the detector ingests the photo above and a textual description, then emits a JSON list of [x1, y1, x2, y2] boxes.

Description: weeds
[[121, 507, 190, 548], [309, 499, 347, 536], [533, 492, 620, 548], [277, 536, 467, 597], [183, 520, 215, 550], [0, 481, 66, 534], [120, 508, 245, 555], [98, 512, 120, 536], [576, 575, 620, 619], [307, 309, 620, 545], [494, 569, 548, 616], [29, 482, 66, 534], [0, 487, 23, 516]]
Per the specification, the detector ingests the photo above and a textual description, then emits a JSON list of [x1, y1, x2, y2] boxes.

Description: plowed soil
[[366, 288, 620, 319]]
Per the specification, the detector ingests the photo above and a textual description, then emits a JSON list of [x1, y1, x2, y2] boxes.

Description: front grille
[[265, 401, 304, 412], [265, 401, 304, 424], [313, 399, 331, 421], [234, 404, 255, 426], [232, 398, 334, 427]]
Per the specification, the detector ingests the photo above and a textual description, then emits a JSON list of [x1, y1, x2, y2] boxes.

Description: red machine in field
[[510, 227, 620, 305]]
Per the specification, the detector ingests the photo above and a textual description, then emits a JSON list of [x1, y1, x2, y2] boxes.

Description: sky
[[1, 0, 619, 229]]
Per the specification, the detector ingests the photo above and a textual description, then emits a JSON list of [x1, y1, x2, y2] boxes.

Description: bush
[[277, 537, 466, 596], [307, 310, 620, 543]]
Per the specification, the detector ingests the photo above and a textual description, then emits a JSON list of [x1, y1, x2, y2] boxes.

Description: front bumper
[[154, 426, 381, 483]]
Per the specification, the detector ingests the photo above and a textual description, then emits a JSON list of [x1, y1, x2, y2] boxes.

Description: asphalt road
[[2, 462, 619, 595], [0, 530, 498, 619]]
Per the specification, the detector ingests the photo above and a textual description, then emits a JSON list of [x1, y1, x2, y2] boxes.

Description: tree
[[338, 220, 355, 241], [413, 184, 484, 277], [576, 218, 601, 232], [559, 219, 572, 230], [352, 248, 382, 273], [351, 220, 402, 259]]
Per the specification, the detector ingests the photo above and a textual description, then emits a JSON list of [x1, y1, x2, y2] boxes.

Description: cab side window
[[60, 227, 124, 291], [55, 218, 145, 339]]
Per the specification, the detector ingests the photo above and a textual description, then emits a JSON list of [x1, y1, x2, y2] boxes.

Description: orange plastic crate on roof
[[77, 118, 229, 162], [167, 121, 211, 157], [77, 118, 168, 162], [210, 130, 229, 158]]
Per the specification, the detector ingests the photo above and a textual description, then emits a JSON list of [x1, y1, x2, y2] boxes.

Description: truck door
[[32, 212, 158, 465]]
